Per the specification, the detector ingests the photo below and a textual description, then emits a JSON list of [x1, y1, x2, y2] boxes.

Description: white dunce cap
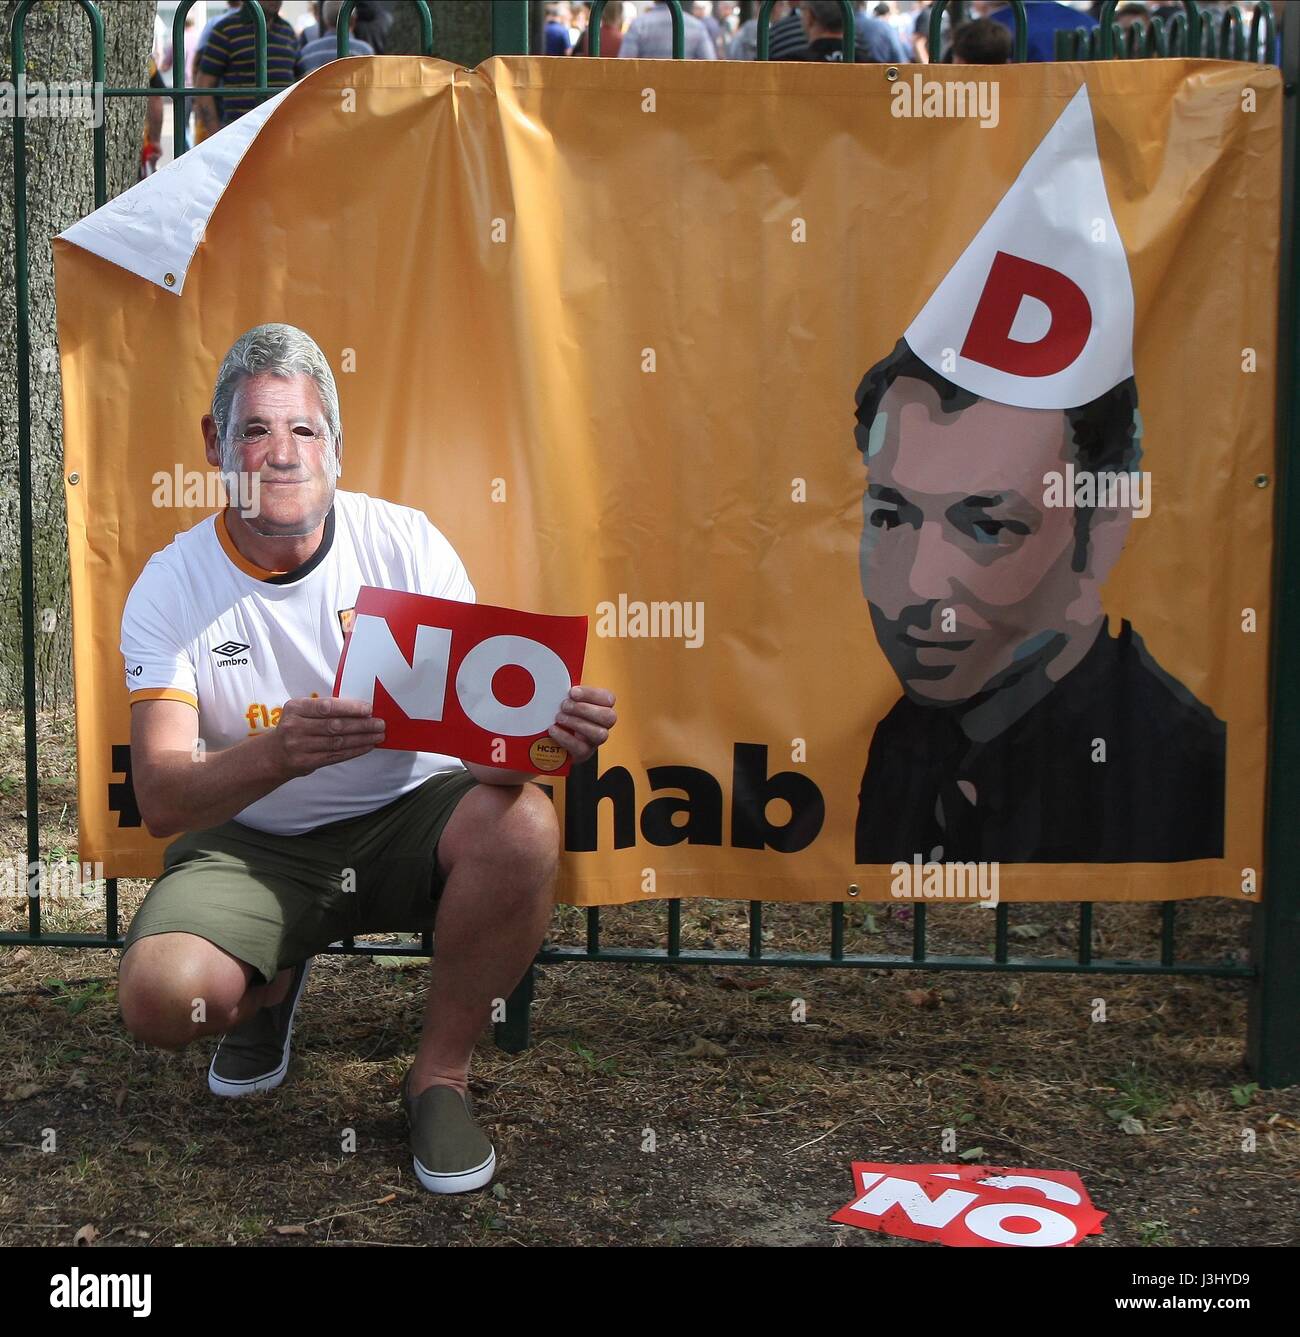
[[904, 83, 1135, 410]]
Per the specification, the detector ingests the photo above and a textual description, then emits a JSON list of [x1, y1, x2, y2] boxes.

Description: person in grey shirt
[[620, 0, 717, 58], [856, 2, 909, 61], [692, 0, 724, 55], [296, 0, 374, 76]]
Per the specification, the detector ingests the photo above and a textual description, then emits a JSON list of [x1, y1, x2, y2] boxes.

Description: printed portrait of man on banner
[[852, 86, 1226, 866]]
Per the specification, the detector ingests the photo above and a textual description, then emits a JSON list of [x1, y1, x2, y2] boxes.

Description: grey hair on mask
[[211, 323, 343, 480]]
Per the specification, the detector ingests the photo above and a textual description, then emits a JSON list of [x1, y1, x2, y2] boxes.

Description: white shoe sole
[[412, 1146, 497, 1194], [207, 958, 313, 1099]]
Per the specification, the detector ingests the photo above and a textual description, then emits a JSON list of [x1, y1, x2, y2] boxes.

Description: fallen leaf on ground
[[1007, 923, 1046, 941], [3, 1083, 45, 1102], [271, 1224, 308, 1236], [682, 1037, 727, 1059]]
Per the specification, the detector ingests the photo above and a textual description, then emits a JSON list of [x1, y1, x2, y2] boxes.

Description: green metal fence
[[5, 0, 1299, 1083]]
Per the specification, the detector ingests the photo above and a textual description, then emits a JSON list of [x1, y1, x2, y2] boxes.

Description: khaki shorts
[[123, 768, 481, 986]]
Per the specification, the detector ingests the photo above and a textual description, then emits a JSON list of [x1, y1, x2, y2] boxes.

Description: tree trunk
[[0, 0, 157, 714], [387, 0, 494, 65]]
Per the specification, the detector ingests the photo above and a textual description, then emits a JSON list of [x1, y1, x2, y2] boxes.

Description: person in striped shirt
[[195, 0, 299, 134]]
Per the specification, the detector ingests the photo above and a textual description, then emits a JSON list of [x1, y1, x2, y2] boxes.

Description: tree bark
[[0, 0, 156, 713]]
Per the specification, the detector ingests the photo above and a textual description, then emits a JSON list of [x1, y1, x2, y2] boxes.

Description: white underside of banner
[[56, 81, 298, 296]]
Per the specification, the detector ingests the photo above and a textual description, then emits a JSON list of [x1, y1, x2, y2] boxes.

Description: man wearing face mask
[[116, 323, 618, 1195]]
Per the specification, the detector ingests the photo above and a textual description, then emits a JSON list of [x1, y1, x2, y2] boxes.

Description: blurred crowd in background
[[545, 1, 1279, 63], [139, 1, 1283, 176], [142, 1, 393, 171]]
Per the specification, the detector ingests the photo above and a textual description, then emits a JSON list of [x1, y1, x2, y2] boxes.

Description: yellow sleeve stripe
[[129, 687, 199, 709]]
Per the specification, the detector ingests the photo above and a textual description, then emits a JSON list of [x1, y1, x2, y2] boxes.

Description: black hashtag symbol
[[107, 743, 142, 828]]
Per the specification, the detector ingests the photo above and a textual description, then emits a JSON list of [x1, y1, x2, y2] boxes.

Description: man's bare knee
[[440, 782, 560, 885], [119, 934, 249, 1048], [477, 784, 558, 872]]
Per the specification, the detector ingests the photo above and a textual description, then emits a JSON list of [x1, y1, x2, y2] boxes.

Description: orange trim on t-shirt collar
[[216, 510, 293, 581]]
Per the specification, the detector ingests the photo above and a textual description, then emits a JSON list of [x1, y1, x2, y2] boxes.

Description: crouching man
[[116, 322, 617, 1195]]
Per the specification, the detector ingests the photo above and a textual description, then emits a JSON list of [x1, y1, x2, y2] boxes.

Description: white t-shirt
[[120, 489, 475, 834]]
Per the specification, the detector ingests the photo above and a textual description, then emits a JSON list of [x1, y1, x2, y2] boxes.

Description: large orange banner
[[53, 56, 1279, 904]]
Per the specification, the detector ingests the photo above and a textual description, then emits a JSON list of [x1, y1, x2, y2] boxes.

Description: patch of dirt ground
[[1, 708, 1297, 1247]]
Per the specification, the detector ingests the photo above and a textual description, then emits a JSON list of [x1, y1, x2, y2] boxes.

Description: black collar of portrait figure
[[970, 615, 1129, 755], [894, 616, 1128, 756], [959, 618, 1120, 747], [899, 693, 970, 759], [264, 504, 336, 585], [1016, 615, 1127, 716]]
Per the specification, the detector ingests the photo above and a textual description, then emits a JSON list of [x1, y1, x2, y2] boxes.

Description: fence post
[[491, 0, 530, 55], [1248, 5, 1300, 1087], [494, 963, 535, 1053]]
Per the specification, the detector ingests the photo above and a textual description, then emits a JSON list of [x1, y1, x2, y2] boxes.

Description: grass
[[1103, 1062, 1171, 1125], [0, 706, 1297, 1247]]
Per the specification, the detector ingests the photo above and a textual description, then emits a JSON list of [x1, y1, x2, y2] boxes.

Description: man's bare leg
[[407, 783, 559, 1098], [119, 932, 294, 1050]]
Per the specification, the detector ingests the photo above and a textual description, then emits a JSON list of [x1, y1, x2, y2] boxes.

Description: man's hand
[[129, 695, 384, 839], [463, 684, 617, 785], [270, 696, 387, 780], [548, 685, 617, 765]]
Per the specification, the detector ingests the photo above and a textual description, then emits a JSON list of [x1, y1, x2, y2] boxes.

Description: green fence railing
[[5, 0, 1298, 1084]]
